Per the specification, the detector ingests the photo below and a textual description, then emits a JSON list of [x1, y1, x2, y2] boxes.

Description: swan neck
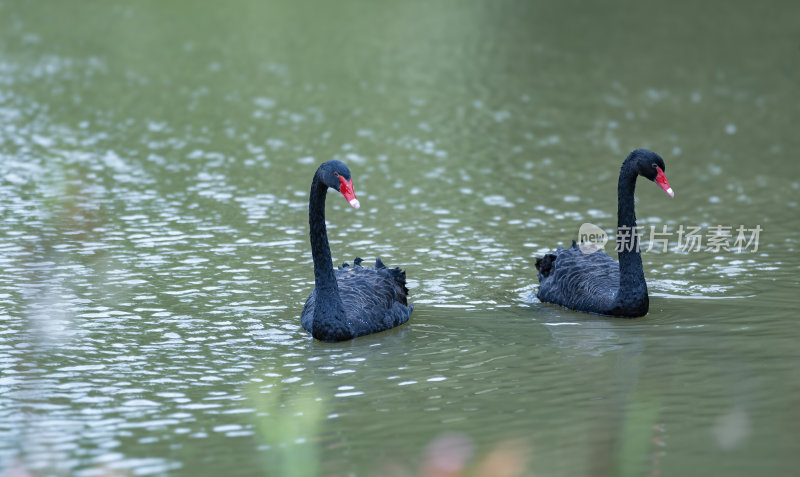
[[614, 159, 648, 312], [309, 173, 340, 298], [307, 170, 352, 341], [617, 161, 638, 231]]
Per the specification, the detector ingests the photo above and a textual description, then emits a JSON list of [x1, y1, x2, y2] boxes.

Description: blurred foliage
[[250, 382, 324, 477]]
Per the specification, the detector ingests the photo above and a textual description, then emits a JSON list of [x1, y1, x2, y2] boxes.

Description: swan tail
[[386, 264, 410, 306], [535, 253, 558, 279], [389, 266, 406, 283]]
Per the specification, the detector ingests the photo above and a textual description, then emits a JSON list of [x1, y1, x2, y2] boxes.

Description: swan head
[[318, 160, 360, 209], [632, 149, 673, 198]]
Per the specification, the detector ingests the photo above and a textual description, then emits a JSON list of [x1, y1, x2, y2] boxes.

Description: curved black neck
[[307, 169, 353, 341], [613, 158, 648, 314], [309, 173, 341, 300]]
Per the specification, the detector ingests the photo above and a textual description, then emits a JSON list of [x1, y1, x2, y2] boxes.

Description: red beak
[[338, 175, 360, 209], [655, 166, 674, 197]]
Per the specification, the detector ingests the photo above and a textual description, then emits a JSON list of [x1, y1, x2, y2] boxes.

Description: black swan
[[300, 160, 414, 341], [535, 149, 673, 317]]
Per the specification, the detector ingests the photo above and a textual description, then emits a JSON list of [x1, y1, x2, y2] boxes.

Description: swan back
[[536, 242, 618, 314], [302, 257, 413, 341]]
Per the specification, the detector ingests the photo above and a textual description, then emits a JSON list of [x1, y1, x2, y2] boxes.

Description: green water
[[1, 0, 799, 475]]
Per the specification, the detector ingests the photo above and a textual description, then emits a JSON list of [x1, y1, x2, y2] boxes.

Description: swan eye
[[652, 163, 657, 169]]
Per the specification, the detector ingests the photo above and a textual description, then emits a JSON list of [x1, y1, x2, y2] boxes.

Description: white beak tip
[[349, 198, 360, 209], [666, 187, 674, 198]]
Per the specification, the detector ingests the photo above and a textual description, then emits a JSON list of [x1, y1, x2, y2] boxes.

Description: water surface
[[1, 0, 799, 475]]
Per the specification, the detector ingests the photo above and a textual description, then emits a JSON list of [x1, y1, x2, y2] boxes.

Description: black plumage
[[536, 149, 673, 317], [300, 161, 413, 342]]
